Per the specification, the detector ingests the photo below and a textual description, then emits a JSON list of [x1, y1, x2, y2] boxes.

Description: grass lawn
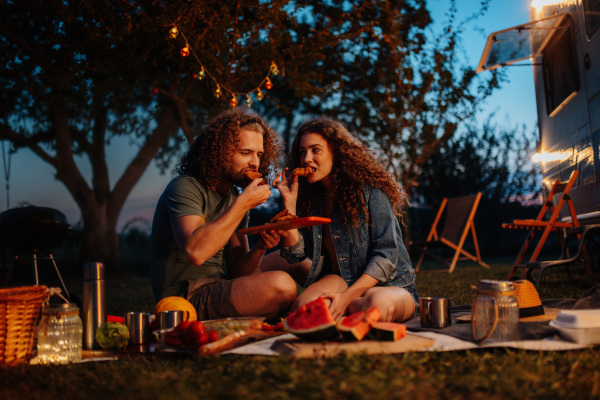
[[1, 258, 599, 400]]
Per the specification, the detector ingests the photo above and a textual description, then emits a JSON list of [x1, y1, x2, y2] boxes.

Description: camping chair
[[410, 192, 491, 273], [503, 170, 593, 281], [524, 224, 599, 287]]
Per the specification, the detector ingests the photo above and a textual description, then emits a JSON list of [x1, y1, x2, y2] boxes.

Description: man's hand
[[239, 178, 272, 210], [257, 230, 281, 250]]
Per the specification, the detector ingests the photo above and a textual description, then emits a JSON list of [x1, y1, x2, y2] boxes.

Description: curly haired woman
[[150, 109, 308, 320], [273, 117, 418, 322]]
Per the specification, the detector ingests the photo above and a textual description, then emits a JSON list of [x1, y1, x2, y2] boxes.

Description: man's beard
[[226, 169, 251, 188]]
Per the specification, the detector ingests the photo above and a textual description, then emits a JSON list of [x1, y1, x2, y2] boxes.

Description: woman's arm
[[322, 274, 379, 320]]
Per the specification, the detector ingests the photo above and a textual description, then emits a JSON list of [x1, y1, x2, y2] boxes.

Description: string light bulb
[[265, 77, 273, 90], [270, 62, 279, 76], [168, 25, 278, 108]]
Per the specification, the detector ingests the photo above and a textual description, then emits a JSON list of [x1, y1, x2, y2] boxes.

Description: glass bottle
[[36, 303, 83, 364], [471, 280, 520, 343]]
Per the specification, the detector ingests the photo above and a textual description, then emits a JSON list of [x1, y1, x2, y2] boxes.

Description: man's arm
[[171, 179, 270, 266]]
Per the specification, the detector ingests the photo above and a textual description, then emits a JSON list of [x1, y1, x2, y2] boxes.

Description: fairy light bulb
[[198, 66, 205, 80], [215, 85, 221, 98], [270, 62, 279, 76], [245, 95, 252, 107], [265, 77, 273, 90], [230, 95, 238, 107], [169, 26, 179, 39], [256, 89, 263, 101], [181, 45, 190, 57]]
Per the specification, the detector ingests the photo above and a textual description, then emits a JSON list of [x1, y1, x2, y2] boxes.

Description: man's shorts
[[186, 278, 241, 320]]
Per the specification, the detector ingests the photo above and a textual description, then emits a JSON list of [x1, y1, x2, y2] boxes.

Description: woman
[[273, 117, 418, 322]]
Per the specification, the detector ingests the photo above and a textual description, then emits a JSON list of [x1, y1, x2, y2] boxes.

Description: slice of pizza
[[269, 209, 298, 223]]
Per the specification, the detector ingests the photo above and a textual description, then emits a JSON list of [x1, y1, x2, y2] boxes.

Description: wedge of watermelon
[[337, 307, 381, 341], [283, 297, 339, 341], [367, 322, 407, 341]]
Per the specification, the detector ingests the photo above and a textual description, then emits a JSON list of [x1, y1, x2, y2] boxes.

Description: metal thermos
[[83, 262, 106, 350]]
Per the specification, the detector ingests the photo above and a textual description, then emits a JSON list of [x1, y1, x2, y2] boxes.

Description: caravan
[[477, 0, 600, 223]]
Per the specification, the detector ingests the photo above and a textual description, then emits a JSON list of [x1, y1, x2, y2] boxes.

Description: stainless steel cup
[[125, 312, 151, 345], [159, 310, 184, 330], [419, 297, 452, 329]]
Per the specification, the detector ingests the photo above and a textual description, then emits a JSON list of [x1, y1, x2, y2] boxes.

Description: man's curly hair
[[289, 117, 407, 226], [178, 109, 282, 187]]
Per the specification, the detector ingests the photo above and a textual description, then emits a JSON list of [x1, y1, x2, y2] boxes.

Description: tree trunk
[[79, 202, 119, 272]]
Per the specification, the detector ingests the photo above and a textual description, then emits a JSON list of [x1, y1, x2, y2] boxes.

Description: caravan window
[[542, 15, 579, 117], [584, 0, 600, 39]]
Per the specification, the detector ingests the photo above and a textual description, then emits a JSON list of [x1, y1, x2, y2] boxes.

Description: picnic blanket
[[225, 284, 600, 356], [404, 283, 600, 342]]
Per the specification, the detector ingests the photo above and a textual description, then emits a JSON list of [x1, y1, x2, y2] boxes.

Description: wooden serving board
[[270, 333, 435, 358], [237, 217, 331, 235]]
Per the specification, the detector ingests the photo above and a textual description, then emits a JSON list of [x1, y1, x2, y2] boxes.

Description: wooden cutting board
[[271, 333, 435, 358]]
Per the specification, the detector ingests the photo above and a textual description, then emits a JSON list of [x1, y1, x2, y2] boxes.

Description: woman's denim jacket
[[281, 185, 416, 289]]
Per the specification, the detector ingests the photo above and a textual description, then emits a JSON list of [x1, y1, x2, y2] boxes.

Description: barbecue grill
[[0, 206, 71, 298]]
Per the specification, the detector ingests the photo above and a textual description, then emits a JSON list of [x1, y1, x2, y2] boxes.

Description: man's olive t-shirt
[[150, 176, 249, 300]]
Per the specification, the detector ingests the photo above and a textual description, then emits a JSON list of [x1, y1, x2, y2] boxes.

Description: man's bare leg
[[258, 250, 311, 286], [230, 270, 297, 319]]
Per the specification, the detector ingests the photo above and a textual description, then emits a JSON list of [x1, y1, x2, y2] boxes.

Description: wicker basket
[[0, 285, 48, 367]]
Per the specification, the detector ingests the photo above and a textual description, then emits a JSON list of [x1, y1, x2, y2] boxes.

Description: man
[[150, 109, 308, 320]]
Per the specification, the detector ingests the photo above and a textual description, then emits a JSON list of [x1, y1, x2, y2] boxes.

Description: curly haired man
[[150, 109, 308, 320]]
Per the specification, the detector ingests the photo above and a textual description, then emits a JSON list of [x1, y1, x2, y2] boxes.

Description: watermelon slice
[[337, 307, 381, 341], [367, 322, 407, 341], [283, 297, 339, 341]]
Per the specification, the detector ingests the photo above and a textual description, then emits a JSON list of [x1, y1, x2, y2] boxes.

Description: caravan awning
[[476, 13, 571, 73]]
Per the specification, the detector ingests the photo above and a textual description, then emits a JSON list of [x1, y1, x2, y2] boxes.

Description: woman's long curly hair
[[178, 109, 282, 187], [289, 117, 407, 226]]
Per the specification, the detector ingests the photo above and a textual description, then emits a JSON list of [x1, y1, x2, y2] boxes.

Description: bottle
[[36, 303, 83, 364], [471, 280, 520, 343], [83, 262, 106, 350]]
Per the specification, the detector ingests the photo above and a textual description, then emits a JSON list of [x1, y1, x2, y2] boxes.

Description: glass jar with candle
[[471, 280, 520, 343], [36, 303, 83, 364]]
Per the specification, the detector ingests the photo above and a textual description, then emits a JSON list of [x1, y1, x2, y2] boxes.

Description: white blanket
[[223, 330, 591, 356]]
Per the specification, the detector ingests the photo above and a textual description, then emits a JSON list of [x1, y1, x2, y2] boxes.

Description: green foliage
[[0, 0, 503, 270]]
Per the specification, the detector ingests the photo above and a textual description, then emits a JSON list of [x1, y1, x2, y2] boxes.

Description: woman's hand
[[321, 291, 356, 321], [273, 168, 298, 211]]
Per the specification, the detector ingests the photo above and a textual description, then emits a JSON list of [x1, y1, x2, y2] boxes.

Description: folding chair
[[525, 224, 599, 287], [502, 170, 593, 281], [410, 192, 491, 273]]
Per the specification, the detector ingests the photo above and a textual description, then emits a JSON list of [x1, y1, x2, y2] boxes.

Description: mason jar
[[36, 303, 83, 364], [471, 280, 520, 343]]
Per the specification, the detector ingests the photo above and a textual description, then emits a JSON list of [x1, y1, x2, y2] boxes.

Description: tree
[[0, 0, 501, 271]]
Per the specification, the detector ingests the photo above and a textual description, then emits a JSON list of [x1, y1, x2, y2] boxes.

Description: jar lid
[[43, 303, 79, 312], [478, 279, 515, 292]]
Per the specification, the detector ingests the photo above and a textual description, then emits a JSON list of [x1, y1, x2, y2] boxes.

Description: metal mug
[[125, 312, 152, 345], [419, 297, 452, 329], [158, 310, 188, 330]]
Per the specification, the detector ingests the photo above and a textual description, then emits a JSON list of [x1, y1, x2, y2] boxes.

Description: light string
[[168, 24, 278, 107]]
